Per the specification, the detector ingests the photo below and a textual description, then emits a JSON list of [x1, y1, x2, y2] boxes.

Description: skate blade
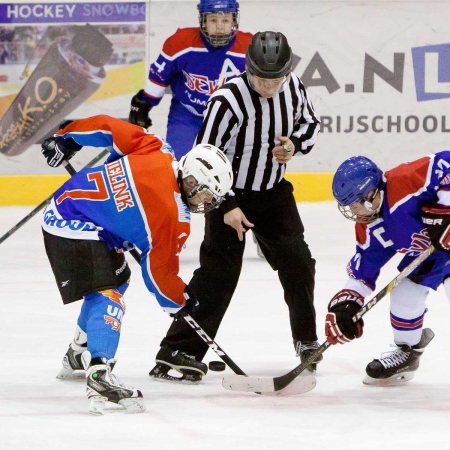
[[56, 367, 84, 380], [150, 373, 201, 385], [363, 371, 414, 386], [118, 397, 146, 413], [89, 396, 146, 415]]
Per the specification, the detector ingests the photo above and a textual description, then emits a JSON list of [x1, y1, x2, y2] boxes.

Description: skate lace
[[378, 345, 410, 369], [294, 341, 319, 357], [180, 352, 196, 361], [108, 372, 126, 388]]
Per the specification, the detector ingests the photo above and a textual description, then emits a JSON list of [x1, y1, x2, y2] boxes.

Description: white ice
[[1, 202, 449, 450]]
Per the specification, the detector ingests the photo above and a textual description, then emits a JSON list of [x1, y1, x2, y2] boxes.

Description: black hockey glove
[[325, 289, 364, 345], [422, 207, 450, 251], [129, 89, 152, 128], [170, 286, 199, 320], [41, 136, 82, 168]]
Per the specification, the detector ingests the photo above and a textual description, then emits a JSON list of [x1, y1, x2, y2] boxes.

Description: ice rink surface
[[1, 202, 449, 450]]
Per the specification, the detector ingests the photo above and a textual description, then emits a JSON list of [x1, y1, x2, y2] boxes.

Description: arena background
[[0, 0, 449, 205]]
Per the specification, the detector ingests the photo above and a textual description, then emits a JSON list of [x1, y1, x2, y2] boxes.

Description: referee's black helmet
[[245, 31, 292, 79]]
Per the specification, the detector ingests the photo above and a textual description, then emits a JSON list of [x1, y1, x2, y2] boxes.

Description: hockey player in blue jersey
[[128, 0, 252, 160], [325, 152, 450, 385]]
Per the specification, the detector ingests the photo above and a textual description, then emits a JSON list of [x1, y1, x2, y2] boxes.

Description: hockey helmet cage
[[246, 31, 292, 79], [198, 0, 239, 47], [179, 144, 233, 213]]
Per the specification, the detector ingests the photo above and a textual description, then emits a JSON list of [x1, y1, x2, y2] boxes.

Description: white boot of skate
[[82, 351, 145, 415]]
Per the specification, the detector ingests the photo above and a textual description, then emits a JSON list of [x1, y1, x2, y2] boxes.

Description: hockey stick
[[181, 312, 316, 395], [0, 149, 109, 245], [222, 245, 435, 394], [126, 241, 314, 395]]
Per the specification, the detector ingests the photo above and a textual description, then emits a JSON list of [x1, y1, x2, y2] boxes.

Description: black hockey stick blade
[[222, 245, 435, 394], [0, 149, 109, 245]]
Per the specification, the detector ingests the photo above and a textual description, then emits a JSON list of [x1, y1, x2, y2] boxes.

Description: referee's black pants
[[161, 179, 317, 361]]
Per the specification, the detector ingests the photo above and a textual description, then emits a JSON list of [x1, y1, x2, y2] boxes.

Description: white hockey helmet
[[179, 143, 233, 213]]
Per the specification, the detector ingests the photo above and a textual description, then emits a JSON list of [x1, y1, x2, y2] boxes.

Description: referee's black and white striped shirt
[[196, 72, 320, 191]]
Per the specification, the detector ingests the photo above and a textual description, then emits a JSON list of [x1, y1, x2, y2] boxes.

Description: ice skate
[[295, 340, 323, 375], [149, 344, 207, 384], [363, 328, 434, 386], [56, 341, 86, 380], [82, 352, 145, 415]]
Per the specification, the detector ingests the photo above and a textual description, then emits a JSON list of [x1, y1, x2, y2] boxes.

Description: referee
[[150, 31, 322, 383]]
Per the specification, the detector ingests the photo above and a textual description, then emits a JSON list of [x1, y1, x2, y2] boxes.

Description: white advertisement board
[[0, 0, 449, 176]]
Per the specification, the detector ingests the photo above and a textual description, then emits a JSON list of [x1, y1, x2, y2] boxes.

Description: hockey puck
[[208, 361, 226, 371]]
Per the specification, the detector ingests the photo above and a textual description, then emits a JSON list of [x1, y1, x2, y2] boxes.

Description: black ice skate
[[82, 352, 145, 415], [149, 344, 208, 384], [295, 340, 323, 375], [56, 341, 87, 379], [363, 328, 435, 386]]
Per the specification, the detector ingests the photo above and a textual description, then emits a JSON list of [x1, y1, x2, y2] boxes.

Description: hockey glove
[[170, 286, 199, 320], [325, 289, 364, 345], [129, 89, 152, 128], [41, 136, 82, 168], [422, 207, 450, 251]]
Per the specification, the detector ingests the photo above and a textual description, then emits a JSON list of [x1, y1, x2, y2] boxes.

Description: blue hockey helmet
[[197, 0, 239, 47], [332, 156, 384, 223]]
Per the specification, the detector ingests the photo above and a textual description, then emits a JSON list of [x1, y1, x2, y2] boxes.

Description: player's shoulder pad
[[162, 28, 204, 57], [229, 31, 253, 53], [384, 155, 431, 209]]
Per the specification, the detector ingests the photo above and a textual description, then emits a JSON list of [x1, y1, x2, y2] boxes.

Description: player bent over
[[325, 152, 450, 384], [40, 115, 233, 413]]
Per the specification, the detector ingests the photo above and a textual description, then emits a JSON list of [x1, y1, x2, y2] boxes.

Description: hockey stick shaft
[[0, 149, 109, 245], [223, 245, 435, 393], [352, 245, 435, 322], [182, 313, 246, 375]]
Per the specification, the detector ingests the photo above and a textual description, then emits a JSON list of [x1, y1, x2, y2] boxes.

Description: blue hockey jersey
[[143, 27, 252, 117], [345, 151, 450, 295]]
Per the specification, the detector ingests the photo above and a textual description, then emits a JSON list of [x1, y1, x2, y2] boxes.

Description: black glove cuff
[[58, 136, 82, 152], [218, 193, 238, 215], [328, 289, 364, 311]]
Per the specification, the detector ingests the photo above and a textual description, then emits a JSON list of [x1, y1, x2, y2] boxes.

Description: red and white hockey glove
[[422, 207, 450, 251], [325, 289, 365, 345]]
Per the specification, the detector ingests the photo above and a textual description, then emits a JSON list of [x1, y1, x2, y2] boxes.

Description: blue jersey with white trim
[[345, 151, 450, 293]]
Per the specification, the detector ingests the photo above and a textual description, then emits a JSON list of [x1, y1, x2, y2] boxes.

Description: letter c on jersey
[[373, 227, 394, 248]]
